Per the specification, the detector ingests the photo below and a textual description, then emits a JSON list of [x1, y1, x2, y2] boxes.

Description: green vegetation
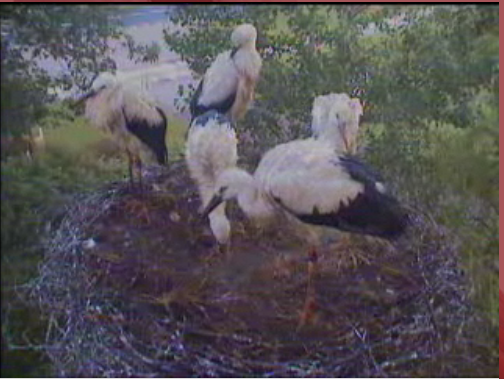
[[1, 104, 188, 377]]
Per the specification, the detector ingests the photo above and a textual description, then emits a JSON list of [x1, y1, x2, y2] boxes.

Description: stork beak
[[337, 122, 351, 153], [201, 193, 224, 220], [74, 90, 97, 106]]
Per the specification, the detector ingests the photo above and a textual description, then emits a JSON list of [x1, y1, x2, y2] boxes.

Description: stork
[[201, 137, 408, 327], [190, 24, 262, 123], [311, 93, 365, 249], [186, 110, 238, 255], [78, 72, 168, 189], [311, 93, 363, 154]]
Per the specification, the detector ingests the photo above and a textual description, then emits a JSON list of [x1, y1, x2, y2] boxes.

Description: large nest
[[29, 161, 481, 377]]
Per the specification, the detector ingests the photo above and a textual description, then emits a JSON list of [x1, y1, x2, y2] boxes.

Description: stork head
[[90, 72, 117, 92], [201, 168, 256, 219], [231, 24, 257, 47], [312, 93, 354, 128], [311, 93, 364, 152], [76, 72, 118, 104]]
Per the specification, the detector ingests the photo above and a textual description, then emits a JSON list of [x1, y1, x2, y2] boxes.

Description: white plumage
[[186, 110, 238, 250], [311, 93, 363, 154], [203, 137, 406, 240], [190, 24, 262, 122], [79, 72, 168, 187]]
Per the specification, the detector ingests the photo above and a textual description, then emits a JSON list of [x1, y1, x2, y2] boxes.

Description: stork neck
[[240, 40, 256, 50], [315, 127, 348, 152], [237, 179, 273, 220]]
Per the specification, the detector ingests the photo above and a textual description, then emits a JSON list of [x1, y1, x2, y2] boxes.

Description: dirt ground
[[34, 161, 483, 377]]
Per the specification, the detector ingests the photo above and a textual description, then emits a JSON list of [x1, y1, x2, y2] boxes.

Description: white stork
[[186, 110, 238, 255], [190, 24, 262, 123], [201, 137, 408, 326], [311, 93, 363, 154], [78, 72, 168, 189]]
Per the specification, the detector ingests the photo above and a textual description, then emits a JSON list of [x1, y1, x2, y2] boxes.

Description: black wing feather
[[189, 54, 238, 122], [337, 155, 384, 189], [277, 155, 408, 239], [123, 106, 168, 165]]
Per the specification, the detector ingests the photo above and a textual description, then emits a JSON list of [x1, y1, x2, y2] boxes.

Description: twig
[[349, 322, 388, 378]]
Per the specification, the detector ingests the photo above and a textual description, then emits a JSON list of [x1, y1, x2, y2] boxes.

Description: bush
[[362, 90, 498, 332], [1, 116, 126, 377]]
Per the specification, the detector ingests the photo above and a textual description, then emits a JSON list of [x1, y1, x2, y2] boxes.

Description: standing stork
[[190, 24, 262, 123], [311, 93, 363, 154], [78, 72, 168, 189], [186, 110, 238, 255], [201, 137, 408, 327]]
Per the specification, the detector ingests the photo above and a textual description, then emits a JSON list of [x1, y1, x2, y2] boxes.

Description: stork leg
[[201, 242, 230, 266], [136, 157, 144, 193], [122, 153, 151, 224], [297, 247, 318, 330], [218, 241, 231, 259], [126, 150, 135, 189]]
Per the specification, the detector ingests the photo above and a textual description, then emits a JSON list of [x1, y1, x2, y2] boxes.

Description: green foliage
[[1, 137, 124, 253], [362, 89, 498, 331], [165, 5, 497, 129]]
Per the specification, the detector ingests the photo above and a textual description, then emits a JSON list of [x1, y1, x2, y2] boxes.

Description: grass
[[44, 119, 104, 153], [165, 115, 188, 160]]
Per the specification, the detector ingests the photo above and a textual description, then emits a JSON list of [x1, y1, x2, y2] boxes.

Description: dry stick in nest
[[414, 240, 445, 356], [348, 322, 387, 377]]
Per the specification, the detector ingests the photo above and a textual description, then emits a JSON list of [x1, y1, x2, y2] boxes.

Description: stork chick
[[186, 110, 238, 256], [190, 24, 262, 123], [79, 72, 168, 189], [311, 93, 365, 251], [202, 138, 408, 327], [311, 93, 363, 154]]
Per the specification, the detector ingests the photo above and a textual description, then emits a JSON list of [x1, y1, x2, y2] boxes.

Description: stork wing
[[121, 89, 164, 126], [197, 51, 240, 110], [259, 140, 365, 216], [259, 139, 407, 238]]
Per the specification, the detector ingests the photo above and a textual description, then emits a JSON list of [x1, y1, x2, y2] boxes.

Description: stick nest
[[27, 161, 484, 377]]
